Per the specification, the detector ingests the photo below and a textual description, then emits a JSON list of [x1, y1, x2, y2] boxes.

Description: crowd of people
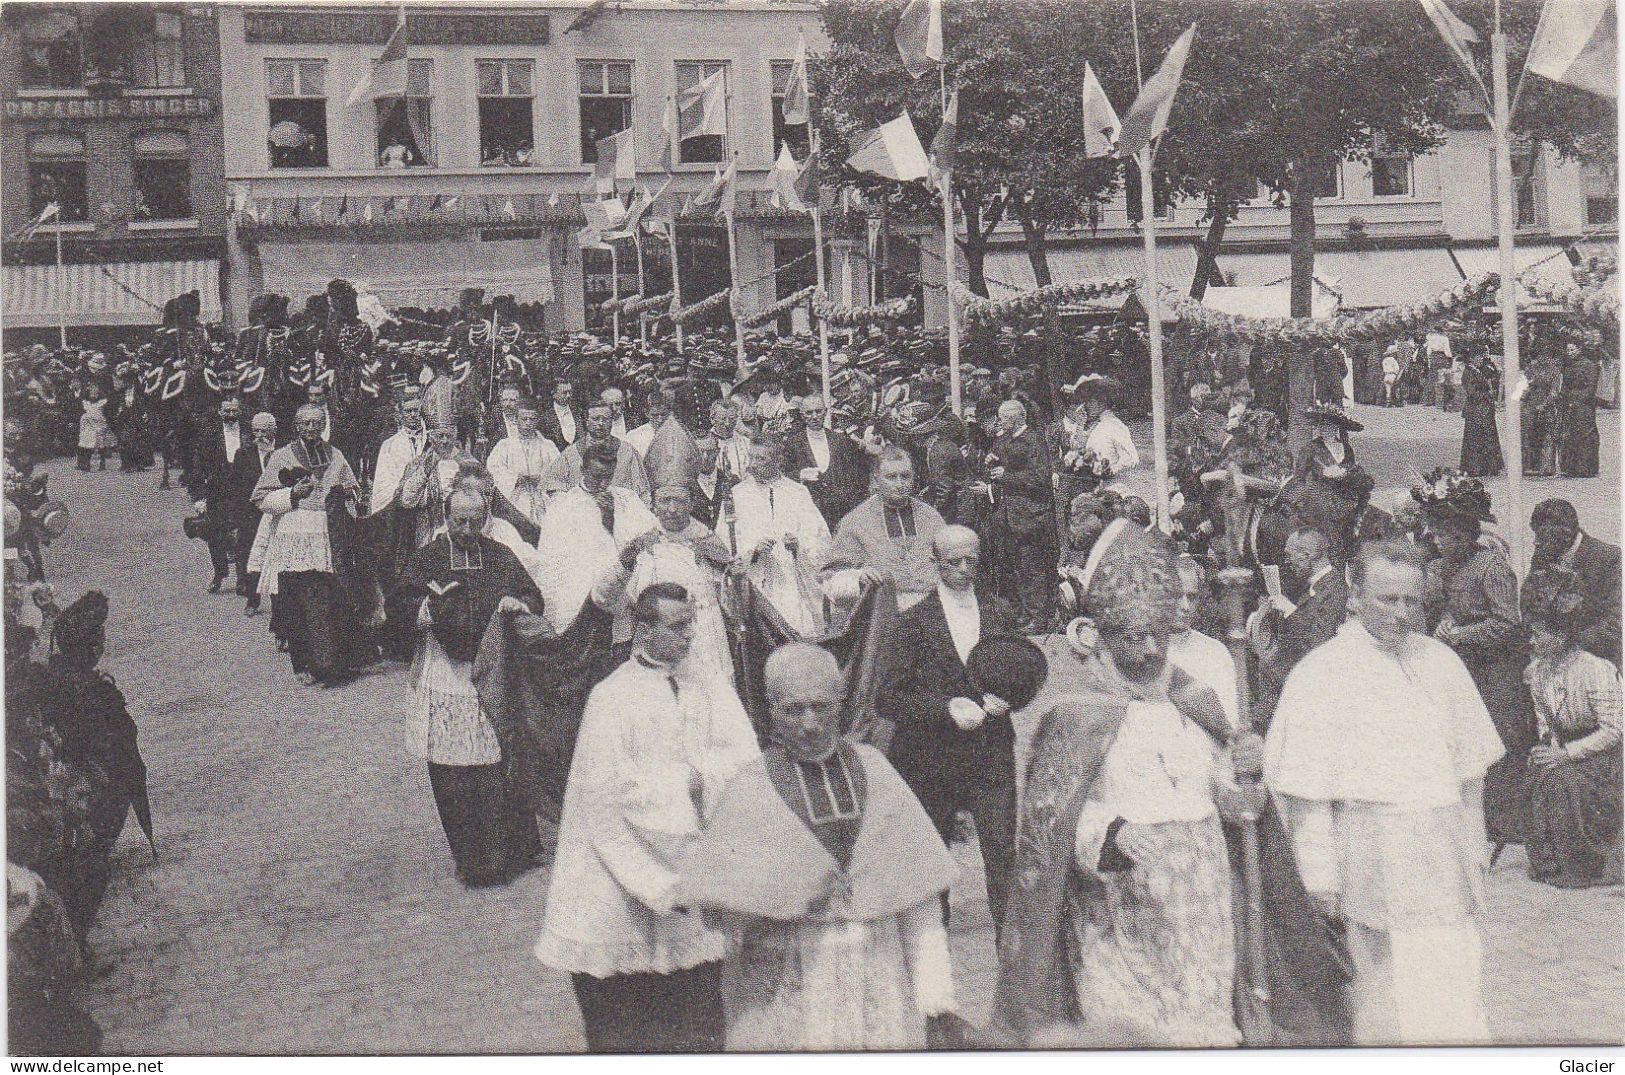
[[4, 277, 1620, 1053]]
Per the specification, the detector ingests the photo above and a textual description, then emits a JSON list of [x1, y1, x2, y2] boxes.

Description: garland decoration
[[670, 288, 734, 326], [951, 277, 1140, 326], [597, 292, 675, 317], [812, 292, 916, 326], [742, 285, 817, 328], [1521, 274, 1620, 331], [1170, 273, 1501, 345]]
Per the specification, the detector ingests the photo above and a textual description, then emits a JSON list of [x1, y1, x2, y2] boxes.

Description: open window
[[770, 60, 810, 159], [132, 130, 192, 220], [267, 59, 328, 168], [27, 132, 88, 222], [675, 61, 728, 164], [17, 7, 83, 90], [579, 61, 632, 164], [478, 60, 535, 167], [376, 59, 434, 167]]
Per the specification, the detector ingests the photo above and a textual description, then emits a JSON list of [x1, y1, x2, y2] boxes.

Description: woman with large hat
[[1413, 469, 1533, 846], [1288, 401, 1373, 563], [1520, 567, 1623, 888]]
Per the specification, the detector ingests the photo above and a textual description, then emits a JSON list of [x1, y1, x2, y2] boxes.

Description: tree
[[816, 0, 1123, 408]]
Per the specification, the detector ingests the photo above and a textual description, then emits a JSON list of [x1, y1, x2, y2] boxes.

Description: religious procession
[[3, 0, 1620, 1062]]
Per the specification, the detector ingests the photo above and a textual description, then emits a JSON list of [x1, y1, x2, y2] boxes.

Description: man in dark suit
[[538, 379, 581, 449], [783, 394, 868, 529], [876, 524, 1017, 936], [187, 394, 249, 594], [1251, 527, 1349, 725], [233, 412, 279, 614], [972, 399, 1056, 634], [1532, 497, 1621, 668]]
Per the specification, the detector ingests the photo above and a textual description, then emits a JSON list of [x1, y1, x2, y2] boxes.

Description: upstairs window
[[267, 59, 328, 168], [579, 61, 633, 164], [478, 60, 535, 167], [769, 60, 810, 159], [19, 8, 82, 89], [376, 59, 434, 167], [675, 60, 729, 164], [1370, 137, 1412, 198], [27, 132, 88, 222], [131, 130, 191, 220], [1582, 161, 1616, 228], [131, 9, 186, 89]]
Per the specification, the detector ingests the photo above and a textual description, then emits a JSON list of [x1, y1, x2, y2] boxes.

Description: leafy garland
[[1521, 274, 1620, 331], [597, 291, 675, 317], [812, 293, 916, 326], [951, 277, 1140, 326], [741, 285, 817, 329], [1169, 273, 1502, 345], [670, 288, 735, 326]]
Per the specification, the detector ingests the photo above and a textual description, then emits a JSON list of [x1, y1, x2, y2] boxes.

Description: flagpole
[[667, 221, 685, 352], [54, 212, 66, 349], [725, 210, 747, 377], [635, 229, 649, 348], [939, 69, 962, 417], [1128, 0, 1170, 532], [813, 204, 833, 410], [1492, 0, 1526, 576], [610, 240, 622, 347]]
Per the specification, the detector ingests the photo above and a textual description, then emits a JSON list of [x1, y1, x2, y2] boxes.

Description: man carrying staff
[[1265, 540, 1504, 1045], [390, 487, 543, 887], [535, 583, 760, 1052], [249, 403, 368, 687]]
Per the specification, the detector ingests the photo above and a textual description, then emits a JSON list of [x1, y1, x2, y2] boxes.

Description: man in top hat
[[541, 397, 651, 505], [1249, 527, 1348, 724], [821, 446, 945, 620], [784, 393, 868, 529], [973, 399, 1057, 635], [188, 393, 251, 595]]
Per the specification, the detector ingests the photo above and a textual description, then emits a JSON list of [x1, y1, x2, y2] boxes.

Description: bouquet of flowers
[[1060, 446, 1114, 483]]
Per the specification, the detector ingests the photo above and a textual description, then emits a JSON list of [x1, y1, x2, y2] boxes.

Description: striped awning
[[982, 243, 1200, 299], [3, 259, 221, 328], [255, 238, 555, 308]]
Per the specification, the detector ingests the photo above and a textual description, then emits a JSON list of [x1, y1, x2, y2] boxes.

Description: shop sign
[[244, 9, 550, 45], [4, 96, 214, 120]]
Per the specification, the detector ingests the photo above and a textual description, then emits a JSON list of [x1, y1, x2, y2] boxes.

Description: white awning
[[1196, 246, 1464, 309], [1451, 242, 1574, 305], [1201, 280, 1340, 319], [3, 259, 221, 327], [256, 238, 555, 308], [982, 243, 1200, 298]]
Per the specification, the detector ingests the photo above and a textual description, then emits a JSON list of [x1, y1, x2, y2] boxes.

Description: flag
[[583, 194, 627, 235], [1417, 0, 1490, 106], [770, 145, 808, 212], [894, 0, 943, 80], [566, 0, 610, 34], [794, 145, 822, 207], [846, 112, 930, 182], [677, 68, 727, 141], [782, 31, 810, 126], [362, 199, 374, 223], [1525, 0, 1617, 99], [659, 94, 680, 172], [347, 13, 408, 107], [1115, 24, 1195, 162], [928, 87, 958, 185], [692, 159, 737, 218], [594, 127, 636, 193], [547, 190, 561, 208], [16, 201, 59, 241], [502, 197, 517, 220], [611, 178, 668, 240], [577, 224, 610, 250], [1081, 62, 1122, 158], [246, 198, 261, 224]]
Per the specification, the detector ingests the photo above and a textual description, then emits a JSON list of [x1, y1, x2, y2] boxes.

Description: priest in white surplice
[[485, 396, 558, 528], [531, 442, 659, 641], [370, 395, 428, 514], [536, 583, 760, 1052], [1265, 540, 1504, 1046], [724, 437, 830, 636]]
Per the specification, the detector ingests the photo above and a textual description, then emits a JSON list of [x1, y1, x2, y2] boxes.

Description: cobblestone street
[[50, 401, 1623, 1053]]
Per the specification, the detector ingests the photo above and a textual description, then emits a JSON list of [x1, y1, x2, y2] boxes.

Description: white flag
[[845, 113, 930, 182], [1081, 63, 1122, 158]]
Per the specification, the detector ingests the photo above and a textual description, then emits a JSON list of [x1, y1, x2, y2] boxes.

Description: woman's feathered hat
[[1411, 466, 1495, 525], [1303, 400, 1364, 432], [51, 589, 108, 656], [1521, 566, 1587, 640]]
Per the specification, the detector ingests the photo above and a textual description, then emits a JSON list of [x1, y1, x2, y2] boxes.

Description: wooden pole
[[1218, 565, 1274, 1046], [609, 241, 622, 347], [1492, 13, 1526, 575], [725, 209, 747, 378], [940, 68, 962, 418], [634, 228, 649, 348], [813, 205, 833, 410], [55, 220, 67, 350], [1137, 149, 1171, 530], [667, 221, 685, 352]]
